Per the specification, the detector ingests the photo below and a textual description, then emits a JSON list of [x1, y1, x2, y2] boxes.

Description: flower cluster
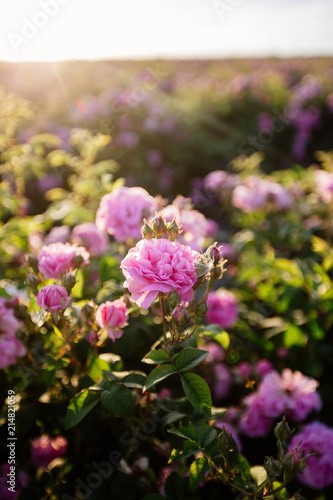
[[38, 242, 90, 279], [240, 369, 322, 437], [232, 176, 293, 213]]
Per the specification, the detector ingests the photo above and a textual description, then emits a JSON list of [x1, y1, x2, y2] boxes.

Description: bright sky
[[0, 0, 332, 62]]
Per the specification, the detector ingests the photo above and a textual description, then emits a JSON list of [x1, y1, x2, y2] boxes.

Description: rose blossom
[[213, 364, 232, 400], [288, 422, 333, 489], [206, 289, 238, 329], [0, 298, 21, 335], [0, 333, 26, 369], [71, 222, 109, 256], [96, 299, 128, 341], [36, 285, 70, 313], [31, 435, 68, 468], [38, 242, 90, 279], [95, 187, 157, 242], [240, 369, 322, 437], [43, 226, 70, 246], [120, 238, 198, 310], [232, 176, 293, 213]]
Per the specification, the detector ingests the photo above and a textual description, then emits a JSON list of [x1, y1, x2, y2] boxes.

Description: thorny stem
[[159, 293, 168, 342]]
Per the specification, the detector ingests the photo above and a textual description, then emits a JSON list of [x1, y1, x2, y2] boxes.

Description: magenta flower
[[120, 238, 198, 310], [38, 242, 90, 279], [31, 435, 68, 468], [96, 299, 128, 341], [255, 359, 274, 377], [237, 361, 252, 379], [0, 298, 21, 335], [239, 394, 274, 437], [36, 285, 70, 313], [289, 422, 333, 489], [0, 464, 28, 500], [95, 187, 157, 243], [0, 333, 26, 369], [206, 289, 238, 330], [213, 364, 232, 400], [71, 222, 109, 256]]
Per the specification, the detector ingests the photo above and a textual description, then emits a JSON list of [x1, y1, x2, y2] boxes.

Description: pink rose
[[206, 290, 238, 330], [315, 170, 333, 203], [95, 187, 157, 242], [0, 298, 21, 335], [36, 285, 70, 313], [38, 242, 90, 279], [31, 435, 68, 468], [44, 226, 70, 246], [255, 359, 274, 377], [71, 222, 109, 256], [289, 422, 333, 489], [96, 299, 128, 341], [120, 238, 199, 309], [0, 333, 26, 369]]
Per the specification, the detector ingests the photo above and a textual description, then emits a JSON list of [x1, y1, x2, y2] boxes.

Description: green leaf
[[65, 391, 99, 429], [239, 455, 251, 481], [251, 465, 268, 487], [88, 352, 110, 382], [174, 348, 209, 372], [120, 371, 147, 389], [101, 383, 132, 417], [71, 269, 84, 299], [142, 349, 169, 365], [283, 323, 306, 348], [198, 325, 230, 349], [181, 373, 212, 416], [189, 457, 209, 491], [196, 424, 217, 447], [168, 423, 197, 441], [144, 364, 177, 391]]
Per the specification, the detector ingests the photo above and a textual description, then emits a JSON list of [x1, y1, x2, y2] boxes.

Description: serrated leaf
[[65, 391, 99, 429], [239, 455, 251, 481], [181, 373, 212, 416], [142, 349, 169, 365], [189, 457, 209, 490], [144, 364, 176, 391], [197, 424, 217, 447], [168, 423, 197, 441], [174, 347, 209, 372], [101, 383, 132, 417]]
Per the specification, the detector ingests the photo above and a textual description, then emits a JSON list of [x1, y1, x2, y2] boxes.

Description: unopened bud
[[167, 218, 180, 242], [172, 305, 189, 327], [86, 330, 98, 345], [26, 272, 40, 289], [151, 214, 167, 238], [63, 273, 76, 293], [282, 448, 307, 475], [274, 417, 292, 442], [194, 300, 208, 322], [82, 303, 95, 319], [217, 428, 233, 453], [26, 254, 39, 270], [141, 219, 154, 239], [168, 289, 181, 308], [264, 457, 283, 480]]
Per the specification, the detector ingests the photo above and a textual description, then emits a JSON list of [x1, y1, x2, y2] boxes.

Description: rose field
[[1, 58, 333, 500]]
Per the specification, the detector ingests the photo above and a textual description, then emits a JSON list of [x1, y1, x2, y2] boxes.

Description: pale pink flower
[[96, 299, 128, 341], [38, 242, 90, 279], [206, 290, 238, 330], [96, 187, 157, 243], [289, 422, 333, 489], [0, 333, 26, 369], [232, 176, 293, 213], [44, 226, 70, 246], [71, 222, 109, 256], [36, 285, 70, 313], [315, 170, 333, 203], [120, 238, 198, 310], [0, 298, 21, 335], [31, 435, 68, 468]]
